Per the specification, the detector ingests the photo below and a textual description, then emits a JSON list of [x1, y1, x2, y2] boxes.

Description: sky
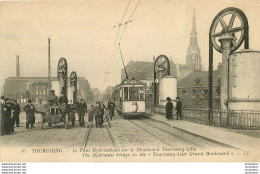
[[1, 0, 260, 92]]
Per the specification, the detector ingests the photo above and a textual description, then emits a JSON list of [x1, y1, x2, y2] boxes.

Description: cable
[[105, 0, 132, 74], [106, 0, 142, 75]]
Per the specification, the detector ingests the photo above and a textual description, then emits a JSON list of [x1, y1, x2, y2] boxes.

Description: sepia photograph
[[0, 0, 259, 163]]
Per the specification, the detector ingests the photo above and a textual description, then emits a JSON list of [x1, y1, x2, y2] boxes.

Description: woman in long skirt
[[165, 97, 173, 120]]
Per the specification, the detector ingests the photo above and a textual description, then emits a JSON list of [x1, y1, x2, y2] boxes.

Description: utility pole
[[48, 37, 51, 93]]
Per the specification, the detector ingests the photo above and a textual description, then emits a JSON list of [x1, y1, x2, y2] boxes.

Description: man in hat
[[3, 98, 12, 134], [23, 99, 39, 129], [176, 97, 183, 120], [100, 101, 107, 127], [48, 90, 58, 106], [0, 96, 5, 135], [108, 99, 116, 120], [58, 92, 68, 119], [165, 97, 173, 120], [94, 102, 101, 128], [77, 99, 87, 127], [12, 100, 20, 127]]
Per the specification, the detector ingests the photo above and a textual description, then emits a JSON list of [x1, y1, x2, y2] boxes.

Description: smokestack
[[16, 55, 20, 77], [48, 37, 51, 91]]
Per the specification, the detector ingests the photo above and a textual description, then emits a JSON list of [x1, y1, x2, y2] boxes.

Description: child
[[103, 111, 111, 128], [88, 105, 94, 128]]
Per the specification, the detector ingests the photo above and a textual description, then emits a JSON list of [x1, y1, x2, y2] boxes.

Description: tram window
[[56, 108, 59, 114], [124, 87, 129, 100], [129, 87, 139, 100], [139, 87, 144, 100]]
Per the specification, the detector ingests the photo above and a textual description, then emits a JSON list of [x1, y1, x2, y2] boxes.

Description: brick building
[[177, 70, 220, 109], [4, 77, 92, 107]]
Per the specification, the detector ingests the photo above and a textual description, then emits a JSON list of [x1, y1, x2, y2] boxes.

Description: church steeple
[[191, 9, 197, 35], [186, 9, 202, 71]]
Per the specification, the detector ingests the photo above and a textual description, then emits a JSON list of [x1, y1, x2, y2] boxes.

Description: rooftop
[[178, 70, 219, 88]]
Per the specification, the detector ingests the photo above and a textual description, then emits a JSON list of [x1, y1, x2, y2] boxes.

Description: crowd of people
[[87, 100, 116, 128], [0, 96, 21, 135], [0, 93, 117, 135]]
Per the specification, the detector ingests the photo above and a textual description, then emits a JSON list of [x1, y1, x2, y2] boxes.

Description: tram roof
[[116, 79, 145, 87]]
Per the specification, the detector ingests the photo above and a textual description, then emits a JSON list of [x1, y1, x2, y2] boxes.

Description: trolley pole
[[48, 37, 51, 92]]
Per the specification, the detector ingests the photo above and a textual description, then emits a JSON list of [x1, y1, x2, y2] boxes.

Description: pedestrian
[[47, 90, 58, 106], [103, 111, 111, 128], [100, 101, 107, 127], [94, 102, 101, 128], [12, 100, 20, 127], [58, 91, 68, 119], [176, 97, 183, 120], [108, 100, 116, 120], [165, 97, 173, 120], [23, 99, 39, 129], [3, 98, 12, 135], [0, 96, 5, 135], [77, 99, 87, 127], [87, 105, 94, 128]]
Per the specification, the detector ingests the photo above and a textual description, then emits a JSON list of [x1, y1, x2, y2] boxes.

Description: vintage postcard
[[0, 0, 259, 162]]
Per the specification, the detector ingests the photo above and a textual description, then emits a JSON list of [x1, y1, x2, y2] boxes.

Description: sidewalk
[[146, 112, 260, 150]]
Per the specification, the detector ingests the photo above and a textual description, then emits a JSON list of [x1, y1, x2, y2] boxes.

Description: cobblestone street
[[1, 112, 236, 150]]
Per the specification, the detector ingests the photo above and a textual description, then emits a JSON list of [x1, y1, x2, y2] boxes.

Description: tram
[[113, 79, 146, 118]]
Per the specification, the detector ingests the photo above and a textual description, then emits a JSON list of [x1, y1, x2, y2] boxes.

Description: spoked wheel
[[210, 7, 248, 53], [40, 116, 44, 130], [64, 114, 69, 129], [57, 58, 68, 79], [154, 55, 170, 79], [71, 113, 75, 127]]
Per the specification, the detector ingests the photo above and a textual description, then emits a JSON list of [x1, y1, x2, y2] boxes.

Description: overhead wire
[[105, 0, 142, 76], [105, 0, 132, 75]]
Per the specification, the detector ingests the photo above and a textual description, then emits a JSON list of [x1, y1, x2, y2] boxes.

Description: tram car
[[113, 79, 146, 118]]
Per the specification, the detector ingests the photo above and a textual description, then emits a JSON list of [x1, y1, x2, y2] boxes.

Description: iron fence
[[183, 108, 260, 130]]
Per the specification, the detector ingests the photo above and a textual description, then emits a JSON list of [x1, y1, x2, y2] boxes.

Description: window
[[129, 87, 139, 100], [182, 90, 187, 95], [124, 87, 129, 100], [139, 87, 144, 100]]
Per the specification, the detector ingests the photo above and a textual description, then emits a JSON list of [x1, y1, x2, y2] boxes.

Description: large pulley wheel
[[210, 7, 248, 53], [154, 55, 170, 79], [70, 71, 77, 87], [64, 114, 68, 129], [57, 58, 68, 79]]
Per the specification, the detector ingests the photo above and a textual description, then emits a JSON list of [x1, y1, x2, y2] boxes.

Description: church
[[121, 10, 220, 109]]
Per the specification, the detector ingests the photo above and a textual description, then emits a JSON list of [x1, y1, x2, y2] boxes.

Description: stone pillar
[[218, 34, 234, 111]]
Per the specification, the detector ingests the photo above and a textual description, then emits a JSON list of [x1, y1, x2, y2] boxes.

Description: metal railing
[[183, 108, 260, 130]]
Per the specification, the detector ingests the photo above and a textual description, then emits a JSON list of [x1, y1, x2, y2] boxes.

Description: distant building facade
[[177, 68, 221, 109], [4, 77, 92, 107]]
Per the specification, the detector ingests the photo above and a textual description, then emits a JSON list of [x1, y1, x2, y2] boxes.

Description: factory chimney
[[16, 55, 20, 77]]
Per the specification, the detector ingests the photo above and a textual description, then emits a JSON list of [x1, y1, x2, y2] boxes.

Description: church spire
[[186, 9, 202, 71], [191, 9, 197, 35]]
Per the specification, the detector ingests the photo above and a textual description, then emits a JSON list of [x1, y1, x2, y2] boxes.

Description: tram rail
[[83, 125, 116, 148], [123, 115, 236, 149]]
